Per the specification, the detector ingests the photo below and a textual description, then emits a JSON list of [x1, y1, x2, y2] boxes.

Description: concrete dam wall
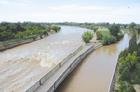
[[26, 43, 102, 92]]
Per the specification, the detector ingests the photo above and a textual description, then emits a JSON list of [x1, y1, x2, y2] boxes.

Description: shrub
[[102, 35, 116, 45], [51, 25, 61, 32], [118, 81, 136, 92], [96, 31, 102, 40], [96, 27, 110, 40], [82, 31, 93, 43], [109, 24, 121, 37]]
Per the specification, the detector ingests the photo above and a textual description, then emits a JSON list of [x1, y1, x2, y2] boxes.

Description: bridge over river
[[0, 26, 131, 92]]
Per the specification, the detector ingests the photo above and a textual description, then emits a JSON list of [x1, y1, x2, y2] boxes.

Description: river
[[0, 26, 87, 91], [56, 34, 131, 92], [0, 26, 135, 92]]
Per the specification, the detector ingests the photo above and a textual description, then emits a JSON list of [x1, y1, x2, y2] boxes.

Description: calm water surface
[[56, 34, 131, 92]]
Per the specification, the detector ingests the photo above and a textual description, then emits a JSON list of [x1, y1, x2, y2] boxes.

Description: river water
[[56, 34, 131, 92], [0, 26, 87, 91]]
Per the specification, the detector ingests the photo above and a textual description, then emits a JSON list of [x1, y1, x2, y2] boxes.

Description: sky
[[0, 0, 140, 23]]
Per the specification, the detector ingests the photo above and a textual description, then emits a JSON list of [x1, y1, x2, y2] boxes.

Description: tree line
[[0, 22, 61, 41], [115, 28, 140, 92]]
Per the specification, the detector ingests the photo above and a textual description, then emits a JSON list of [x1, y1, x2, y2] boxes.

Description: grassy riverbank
[[0, 22, 61, 51], [114, 30, 140, 92]]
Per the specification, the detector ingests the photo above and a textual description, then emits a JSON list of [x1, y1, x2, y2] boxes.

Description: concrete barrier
[[52, 44, 95, 91], [26, 43, 102, 92], [25, 45, 83, 92], [40, 64, 60, 85], [109, 63, 118, 92], [60, 45, 83, 66]]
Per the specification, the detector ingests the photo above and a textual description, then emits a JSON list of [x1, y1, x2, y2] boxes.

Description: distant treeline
[[57, 22, 140, 30], [58, 22, 140, 45], [0, 22, 61, 41]]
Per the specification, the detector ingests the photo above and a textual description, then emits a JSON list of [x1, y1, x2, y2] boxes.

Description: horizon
[[0, 0, 140, 23]]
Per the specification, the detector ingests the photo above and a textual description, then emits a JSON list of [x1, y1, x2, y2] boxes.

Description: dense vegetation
[[115, 28, 140, 92], [81, 23, 124, 45], [82, 31, 93, 43], [0, 22, 61, 42], [80, 23, 124, 44], [96, 27, 117, 45]]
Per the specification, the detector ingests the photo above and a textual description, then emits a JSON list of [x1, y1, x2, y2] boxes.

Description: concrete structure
[[24, 43, 102, 92]]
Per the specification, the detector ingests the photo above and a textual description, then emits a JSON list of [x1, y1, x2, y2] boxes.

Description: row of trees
[[95, 24, 123, 45], [115, 33, 140, 92], [72, 22, 125, 45], [0, 22, 61, 41]]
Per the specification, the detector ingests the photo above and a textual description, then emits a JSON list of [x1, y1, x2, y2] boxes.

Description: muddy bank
[[0, 39, 34, 51], [0, 32, 56, 51]]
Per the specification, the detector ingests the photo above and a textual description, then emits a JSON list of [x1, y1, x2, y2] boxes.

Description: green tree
[[82, 31, 93, 43], [109, 24, 120, 37], [118, 81, 135, 92], [129, 22, 136, 31], [129, 36, 138, 53], [51, 25, 61, 32]]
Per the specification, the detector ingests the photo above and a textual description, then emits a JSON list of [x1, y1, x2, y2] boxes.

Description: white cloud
[[0, 3, 140, 23], [46, 4, 140, 23]]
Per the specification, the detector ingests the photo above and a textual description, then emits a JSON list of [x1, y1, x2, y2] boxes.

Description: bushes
[[102, 35, 116, 45], [50, 25, 61, 32], [116, 51, 139, 92], [96, 25, 124, 45], [109, 24, 120, 37], [82, 31, 93, 43], [115, 37, 140, 92], [0, 22, 61, 42], [117, 81, 136, 92], [96, 27, 117, 45], [109, 24, 124, 41]]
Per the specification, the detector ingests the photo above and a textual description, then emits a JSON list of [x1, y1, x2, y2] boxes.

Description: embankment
[[25, 43, 102, 92], [0, 32, 55, 51], [0, 39, 34, 51]]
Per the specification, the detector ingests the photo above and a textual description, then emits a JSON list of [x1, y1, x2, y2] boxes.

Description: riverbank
[[111, 35, 140, 92], [0, 26, 90, 92], [0, 31, 57, 51], [56, 34, 130, 92], [0, 42, 102, 92]]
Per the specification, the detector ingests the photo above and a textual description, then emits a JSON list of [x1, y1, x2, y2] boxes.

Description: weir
[[25, 43, 102, 92]]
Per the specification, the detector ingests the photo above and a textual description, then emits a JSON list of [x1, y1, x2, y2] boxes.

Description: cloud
[[46, 4, 140, 23], [49, 4, 112, 12], [0, 3, 140, 23]]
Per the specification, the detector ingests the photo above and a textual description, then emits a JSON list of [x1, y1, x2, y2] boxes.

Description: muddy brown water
[[0, 26, 88, 91], [56, 34, 131, 92]]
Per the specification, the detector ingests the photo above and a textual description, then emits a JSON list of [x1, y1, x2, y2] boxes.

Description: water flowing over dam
[[0, 26, 87, 91]]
